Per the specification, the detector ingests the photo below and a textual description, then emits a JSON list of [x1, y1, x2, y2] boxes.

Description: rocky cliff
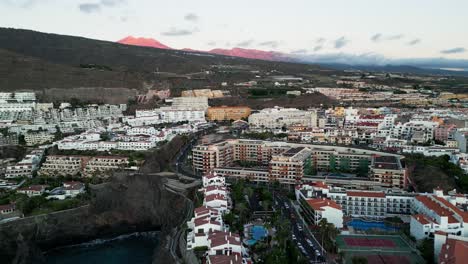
[[0, 172, 191, 263]]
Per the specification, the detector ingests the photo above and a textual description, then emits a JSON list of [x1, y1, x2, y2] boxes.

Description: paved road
[[273, 194, 327, 263]]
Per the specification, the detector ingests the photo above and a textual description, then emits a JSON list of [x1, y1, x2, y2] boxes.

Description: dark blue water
[[45, 232, 159, 264], [348, 219, 399, 232]]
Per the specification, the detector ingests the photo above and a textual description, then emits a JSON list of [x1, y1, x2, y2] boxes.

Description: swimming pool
[[246, 225, 268, 246], [251, 225, 267, 240], [347, 219, 399, 232]]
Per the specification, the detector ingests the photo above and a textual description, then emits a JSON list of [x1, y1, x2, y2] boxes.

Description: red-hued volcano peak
[[118, 36, 172, 49]]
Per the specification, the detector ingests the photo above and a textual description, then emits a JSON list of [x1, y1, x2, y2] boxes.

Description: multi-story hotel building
[[83, 156, 128, 177], [39, 155, 128, 177], [370, 155, 407, 189], [38, 155, 85, 176], [269, 147, 313, 184], [206, 106, 251, 121], [296, 182, 468, 244], [297, 184, 414, 219], [192, 139, 405, 187], [248, 107, 317, 130], [410, 189, 468, 240]]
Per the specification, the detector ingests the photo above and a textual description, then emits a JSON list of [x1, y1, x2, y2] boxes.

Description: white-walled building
[[203, 174, 226, 188], [301, 197, 344, 228], [248, 107, 317, 130], [17, 185, 48, 197], [410, 192, 468, 240]]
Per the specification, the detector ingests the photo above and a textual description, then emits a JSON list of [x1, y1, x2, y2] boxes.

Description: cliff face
[[0, 173, 190, 263]]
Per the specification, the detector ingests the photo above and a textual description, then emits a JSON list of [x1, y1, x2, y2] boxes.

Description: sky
[[1, 0, 468, 62]]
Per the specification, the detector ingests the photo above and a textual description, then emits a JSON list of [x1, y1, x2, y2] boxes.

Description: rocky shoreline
[[0, 172, 194, 263]]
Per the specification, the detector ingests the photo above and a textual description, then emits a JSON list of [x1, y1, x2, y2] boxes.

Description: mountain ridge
[[117, 36, 286, 61]]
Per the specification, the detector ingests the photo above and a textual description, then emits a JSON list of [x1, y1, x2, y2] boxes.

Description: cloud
[[259, 41, 279, 48], [184, 13, 199, 22], [407, 38, 421, 46], [313, 45, 323, 52], [387, 34, 404, 40], [316, 38, 326, 44], [334, 36, 349, 49], [79, 3, 100, 13], [294, 51, 468, 70], [0, 0, 37, 8], [297, 52, 386, 65], [236, 39, 254, 47], [371, 33, 404, 42], [161, 27, 197, 36], [78, 0, 125, 14], [207, 41, 216, 46], [441, 47, 466, 54], [371, 33, 382, 42], [100, 0, 125, 6], [291, 49, 308, 54]]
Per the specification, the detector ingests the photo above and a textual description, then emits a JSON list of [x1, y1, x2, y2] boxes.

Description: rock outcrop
[[0, 173, 191, 263]]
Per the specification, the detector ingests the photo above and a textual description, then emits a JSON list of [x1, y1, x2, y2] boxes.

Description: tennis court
[[336, 235, 425, 264]]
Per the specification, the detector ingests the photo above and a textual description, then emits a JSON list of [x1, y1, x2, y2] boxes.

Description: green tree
[[418, 238, 434, 264], [352, 256, 368, 264], [18, 134, 26, 146]]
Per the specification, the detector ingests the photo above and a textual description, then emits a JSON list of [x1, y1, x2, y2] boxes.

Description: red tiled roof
[[194, 217, 220, 227], [433, 196, 468, 223], [311, 181, 329, 189], [0, 203, 15, 211], [17, 185, 47, 192], [205, 185, 227, 192], [306, 198, 342, 211], [208, 254, 242, 264], [194, 206, 219, 216], [347, 191, 385, 198], [412, 214, 433, 225], [205, 194, 226, 202], [208, 231, 241, 247], [415, 195, 465, 223], [439, 238, 468, 264]]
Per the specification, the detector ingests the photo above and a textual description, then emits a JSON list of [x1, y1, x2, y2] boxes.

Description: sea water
[[45, 232, 159, 264]]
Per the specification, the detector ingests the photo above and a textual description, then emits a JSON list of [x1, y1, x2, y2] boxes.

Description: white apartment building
[[301, 197, 344, 228], [186, 206, 224, 250], [410, 190, 468, 240], [248, 107, 317, 130], [5, 149, 44, 178], [39, 155, 128, 177], [134, 107, 205, 124], [296, 184, 414, 219], [126, 126, 158, 136], [38, 155, 84, 176], [202, 174, 227, 188], [17, 185, 48, 197], [83, 156, 128, 177], [206, 231, 242, 256], [47, 181, 86, 200], [204, 194, 229, 214], [171, 96, 209, 111], [24, 132, 55, 146]]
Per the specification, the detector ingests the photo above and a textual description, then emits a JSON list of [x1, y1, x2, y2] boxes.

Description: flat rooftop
[[373, 155, 401, 170], [282, 147, 305, 157]]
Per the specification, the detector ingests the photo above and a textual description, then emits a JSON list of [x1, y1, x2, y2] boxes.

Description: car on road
[[292, 234, 296, 240]]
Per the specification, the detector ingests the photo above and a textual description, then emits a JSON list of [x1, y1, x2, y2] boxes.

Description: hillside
[[0, 28, 337, 104], [0, 28, 323, 88]]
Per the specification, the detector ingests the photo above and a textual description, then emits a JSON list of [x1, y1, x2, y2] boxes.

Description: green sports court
[[336, 234, 425, 264]]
